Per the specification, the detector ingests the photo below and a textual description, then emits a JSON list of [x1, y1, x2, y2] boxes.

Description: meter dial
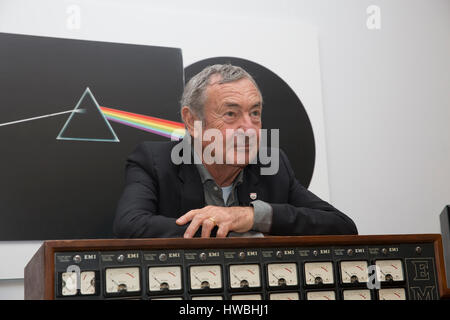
[[62, 272, 78, 296], [192, 296, 224, 300], [375, 260, 404, 282], [304, 262, 334, 285], [105, 267, 141, 294], [343, 289, 371, 300], [340, 261, 369, 284], [231, 294, 262, 300], [306, 291, 336, 300], [229, 264, 261, 289], [152, 297, 183, 300], [148, 266, 182, 292], [190, 265, 222, 290], [267, 263, 298, 287], [378, 288, 407, 300], [80, 271, 96, 295], [269, 292, 300, 300]]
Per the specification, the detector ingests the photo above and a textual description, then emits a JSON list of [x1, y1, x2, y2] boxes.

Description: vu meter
[[343, 289, 371, 300], [306, 291, 336, 300], [192, 296, 223, 300], [80, 271, 96, 295], [190, 265, 222, 290], [378, 288, 407, 300], [148, 266, 182, 292], [340, 261, 369, 284], [229, 264, 261, 289], [375, 260, 404, 282], [267, 263, 298, 287], [304, 262, 334, 285], [269, 292, 300, 300], [231, 294, 262, 300], [62, 272, 78, 296], [105, 267, 141, 294]]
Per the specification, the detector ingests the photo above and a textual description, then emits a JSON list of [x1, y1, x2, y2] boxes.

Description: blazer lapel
[[178, 163, 205, 214], [237, 164, 261, 206]]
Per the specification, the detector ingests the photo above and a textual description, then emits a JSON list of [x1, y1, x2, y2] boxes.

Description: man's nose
[[238, 113, 256, 131]]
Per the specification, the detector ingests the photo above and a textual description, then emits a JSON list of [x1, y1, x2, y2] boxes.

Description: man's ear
[[181, 106, 199, 138]]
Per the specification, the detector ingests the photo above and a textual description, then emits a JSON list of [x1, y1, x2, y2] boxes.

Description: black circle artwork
[[185, 57, 316, 187]]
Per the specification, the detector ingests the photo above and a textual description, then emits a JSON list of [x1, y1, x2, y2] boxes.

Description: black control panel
[[54, 242, 440, 300]]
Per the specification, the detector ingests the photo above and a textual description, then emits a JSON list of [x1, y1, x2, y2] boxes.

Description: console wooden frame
[[24, 234, 450, 300]]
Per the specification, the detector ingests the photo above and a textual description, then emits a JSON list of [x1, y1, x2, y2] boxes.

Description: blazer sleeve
[[268, 150, 358, 236], [113, 143, 189, 238]]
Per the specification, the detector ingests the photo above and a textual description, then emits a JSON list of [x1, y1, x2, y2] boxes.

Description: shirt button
[[213, 186, 219, 191]]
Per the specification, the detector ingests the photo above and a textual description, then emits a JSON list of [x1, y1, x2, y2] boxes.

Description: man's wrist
[[228, 206, 254, 233]]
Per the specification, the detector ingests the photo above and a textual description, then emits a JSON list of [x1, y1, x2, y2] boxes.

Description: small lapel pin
[[249, 192, 257, 200]]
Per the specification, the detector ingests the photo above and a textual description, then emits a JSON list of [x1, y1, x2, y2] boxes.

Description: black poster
[[0, 33, 184, 240]]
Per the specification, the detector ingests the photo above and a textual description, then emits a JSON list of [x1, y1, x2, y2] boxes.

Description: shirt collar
[[192, 144, 244, 187]]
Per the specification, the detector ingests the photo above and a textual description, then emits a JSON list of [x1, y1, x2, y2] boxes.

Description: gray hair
[[180, 64, 261, 120]]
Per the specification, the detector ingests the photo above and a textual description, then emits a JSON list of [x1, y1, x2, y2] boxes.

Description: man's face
[[201, 75, 262, 166]]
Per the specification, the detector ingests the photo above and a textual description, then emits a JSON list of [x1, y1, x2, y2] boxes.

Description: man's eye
[[250, 110, 261, 117], [225, 111, 236, 117]]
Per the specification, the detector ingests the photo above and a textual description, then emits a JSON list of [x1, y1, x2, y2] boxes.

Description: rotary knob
[[117, 254, 125, 262], [73, 255, 82, 264], [200, 252, 207, 261], [159, 253, 167, 261]]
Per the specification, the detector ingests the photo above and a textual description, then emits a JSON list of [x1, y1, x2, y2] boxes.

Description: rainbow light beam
[[100, 106, 186, 140]]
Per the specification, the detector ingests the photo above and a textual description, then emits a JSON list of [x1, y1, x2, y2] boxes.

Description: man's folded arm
[[113, 145, 188, 238], [268, 151, 358, 236]]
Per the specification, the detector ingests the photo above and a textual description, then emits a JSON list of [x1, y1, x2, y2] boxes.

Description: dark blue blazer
[[113, 141, 358, 238]]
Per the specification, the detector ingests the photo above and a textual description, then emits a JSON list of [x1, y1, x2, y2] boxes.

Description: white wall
[[0, 279, 23, 300], [0, 0, 449, 299]]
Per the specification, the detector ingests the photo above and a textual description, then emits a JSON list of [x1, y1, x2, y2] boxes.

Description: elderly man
[[113, 64, 357, 238]]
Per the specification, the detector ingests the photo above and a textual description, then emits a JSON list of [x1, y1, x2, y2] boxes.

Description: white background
[[0, 0, 449, 299]]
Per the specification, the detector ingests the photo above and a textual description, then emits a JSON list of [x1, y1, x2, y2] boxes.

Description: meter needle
[[194, 274, 202, 284], [153, 276, 161, 284]]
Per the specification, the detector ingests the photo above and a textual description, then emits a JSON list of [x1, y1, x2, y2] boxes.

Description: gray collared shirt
[[194, 161, 273, 237]]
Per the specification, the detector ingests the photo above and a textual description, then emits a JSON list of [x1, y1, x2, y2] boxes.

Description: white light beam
[[0, 109, 85, 127]]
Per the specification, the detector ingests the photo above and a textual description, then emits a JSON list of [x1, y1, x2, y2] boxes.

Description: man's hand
[[176, 206, 254, 238]]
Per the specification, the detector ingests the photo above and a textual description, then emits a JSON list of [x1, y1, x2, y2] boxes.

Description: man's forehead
[[207, 77, 261, 99]]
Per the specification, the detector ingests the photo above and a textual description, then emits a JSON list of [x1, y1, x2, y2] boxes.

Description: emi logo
[[409, 286, 436, 300], [408, 259, 436, 300], [411, 260, 430, 281]]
